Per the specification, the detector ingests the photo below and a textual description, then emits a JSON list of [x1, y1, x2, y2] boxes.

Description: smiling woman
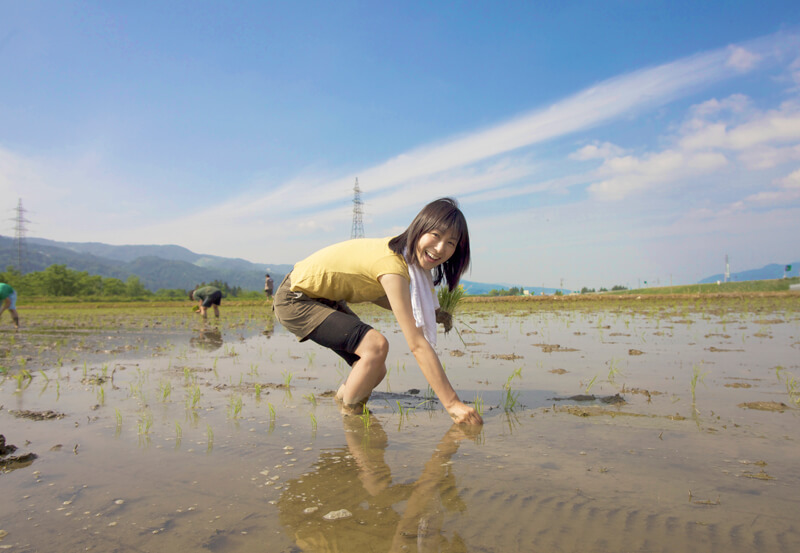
[[272, 198, 482, 425]]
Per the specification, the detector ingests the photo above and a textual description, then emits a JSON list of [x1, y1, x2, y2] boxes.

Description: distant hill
[[699, 261, 799, 284], [1, 236, 292, 292]]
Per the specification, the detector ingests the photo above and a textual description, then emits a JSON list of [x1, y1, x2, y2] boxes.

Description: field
[[1, 293, 800, 552]]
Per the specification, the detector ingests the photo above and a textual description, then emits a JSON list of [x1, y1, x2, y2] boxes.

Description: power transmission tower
[[350, 178, 365, 239], [13, 198, 31, 273]]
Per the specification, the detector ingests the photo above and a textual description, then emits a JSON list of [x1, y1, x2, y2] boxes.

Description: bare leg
[[213, 305, 220, 318], [10, 309, 19, 328], [337, 329, 388, 406]]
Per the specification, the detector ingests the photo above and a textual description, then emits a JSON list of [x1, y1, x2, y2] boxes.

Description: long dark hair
[[389, 197, 470, 291]]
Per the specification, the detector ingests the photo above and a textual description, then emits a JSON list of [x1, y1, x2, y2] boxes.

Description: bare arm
[[379, 273, 482, 425]]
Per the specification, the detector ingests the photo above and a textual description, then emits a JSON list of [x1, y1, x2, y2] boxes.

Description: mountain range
[[1, 235, 796, 294], [1, 236, 292, 292]]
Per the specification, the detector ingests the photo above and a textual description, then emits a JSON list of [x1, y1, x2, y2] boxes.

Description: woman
[[274, 198, 482, 425]]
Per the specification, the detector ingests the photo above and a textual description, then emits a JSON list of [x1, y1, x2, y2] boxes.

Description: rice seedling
[[690, 364, 708, 404], [306, 351, 316, 365], [175, 421, 182, 444], [159, 381, 172, 402], [502, 368, 522, 412], [775, 366, 800, 405], [206, 424, 214, 452], [437, 285, 465, 334], [186, 385, 201, 410], [304, 393, 317, 406], [38, 369, 49, 382], [360, 404, 371, 430], [282, 370, 293, 388], [606, 358, 622, 383], [249, 363, 259, 377], [310, 412, 318, 432], [584, 374, 598, 394], [114, 408, 123, 428], [228, 395, 243, 419], [267, 402, 276, 421], [474, 393, 484, 417], [137, 412, 153, 435], [97, 386, 105, 405], [255, 383, 262, 400], [787, 377, 800, 405]]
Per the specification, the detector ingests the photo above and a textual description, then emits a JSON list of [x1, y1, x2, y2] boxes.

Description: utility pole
[[724, 254, 730, 283], [350, 178, 365, 239]]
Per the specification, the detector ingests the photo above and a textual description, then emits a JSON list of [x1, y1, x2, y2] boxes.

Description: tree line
[[0, 265, 259, 299], [580, 285, 628, 294], [487, 287, 564, 296]]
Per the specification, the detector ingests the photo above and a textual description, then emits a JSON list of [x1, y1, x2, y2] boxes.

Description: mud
[[0, 295, 799, 552]]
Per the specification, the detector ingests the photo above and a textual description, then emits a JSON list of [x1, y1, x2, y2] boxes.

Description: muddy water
[[1, 297, 799, 552]]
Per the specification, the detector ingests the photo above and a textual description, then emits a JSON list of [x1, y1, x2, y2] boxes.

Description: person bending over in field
[[0, 282, 20, 328], [190, 285, 222, 319], [273, 197, 482, 425]]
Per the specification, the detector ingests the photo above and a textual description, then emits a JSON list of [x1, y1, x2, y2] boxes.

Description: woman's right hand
[[447, 401, 484, 425]]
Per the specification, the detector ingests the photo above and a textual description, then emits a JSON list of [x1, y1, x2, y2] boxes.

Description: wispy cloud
[[216, 31, 796, 220], [587, 150, 729, 200]]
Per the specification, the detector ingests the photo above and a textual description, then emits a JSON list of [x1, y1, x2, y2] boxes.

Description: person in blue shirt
[[0, 283, 20, 328]]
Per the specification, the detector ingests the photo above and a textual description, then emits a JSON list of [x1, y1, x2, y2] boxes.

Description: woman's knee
[[358, 330, 389, 360]]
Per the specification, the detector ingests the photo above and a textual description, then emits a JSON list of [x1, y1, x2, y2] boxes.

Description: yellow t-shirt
[[290, 237, 409, 303]]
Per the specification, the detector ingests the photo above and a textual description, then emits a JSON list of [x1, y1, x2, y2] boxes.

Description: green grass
[[609, 277, 800, 296]]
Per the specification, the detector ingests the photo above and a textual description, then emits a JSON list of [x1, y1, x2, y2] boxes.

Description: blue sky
[[2, 1, 799, 290]]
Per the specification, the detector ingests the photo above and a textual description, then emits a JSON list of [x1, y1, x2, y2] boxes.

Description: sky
[[1, 1, 799, 291]]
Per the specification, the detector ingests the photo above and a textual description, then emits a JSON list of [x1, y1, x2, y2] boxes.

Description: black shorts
[[306, 309, 373, 366], [201, 290, 222, 308]]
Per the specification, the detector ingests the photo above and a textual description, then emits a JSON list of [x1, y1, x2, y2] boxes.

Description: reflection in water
[[262, 315, 275, 338], [189, 326, 224, 352], [279, 417, 479, 552]]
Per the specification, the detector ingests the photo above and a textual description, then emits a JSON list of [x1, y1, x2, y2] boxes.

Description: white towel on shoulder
[[407, 256, 440, 347]]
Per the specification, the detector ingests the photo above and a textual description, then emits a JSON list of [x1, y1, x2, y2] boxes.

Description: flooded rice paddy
[[1, 294, 799, 553]]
